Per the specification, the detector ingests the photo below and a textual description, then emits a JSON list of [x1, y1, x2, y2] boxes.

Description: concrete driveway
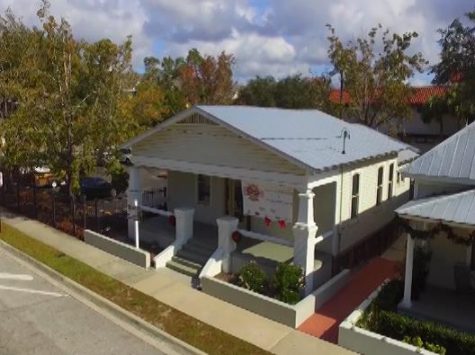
[[0, 248, 164, 355]]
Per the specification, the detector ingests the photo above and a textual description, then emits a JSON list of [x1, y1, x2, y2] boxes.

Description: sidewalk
[[0, 210, 353, 355]]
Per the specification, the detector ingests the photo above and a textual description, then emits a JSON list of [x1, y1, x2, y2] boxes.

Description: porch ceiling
[[396, 189, 475, 228]]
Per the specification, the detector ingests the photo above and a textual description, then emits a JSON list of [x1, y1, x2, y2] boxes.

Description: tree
[[274, 75, 330, 110], [327, 24, 427, 132], [425, 9, 475, 125], [0, 1, 135, 199], [143, 48, 236, 116], [237, 76, 277, 107], [119, 78, 168, 129], [237, 74, 331, 110]]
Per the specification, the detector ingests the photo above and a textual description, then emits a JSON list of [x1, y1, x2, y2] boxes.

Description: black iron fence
[[0, 175, 127, 240]]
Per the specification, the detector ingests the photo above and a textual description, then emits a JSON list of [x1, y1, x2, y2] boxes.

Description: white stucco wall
[[335, 157, 410, 253], [167, 171, 226, 225]]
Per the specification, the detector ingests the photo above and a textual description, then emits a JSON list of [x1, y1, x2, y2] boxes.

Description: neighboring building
[[122, 105, 415, 295], [396, 121, 475, 329], [329, 86, 464, 153]]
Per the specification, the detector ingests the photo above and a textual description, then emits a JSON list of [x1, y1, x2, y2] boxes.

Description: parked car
[[80, 177, 116, 200]]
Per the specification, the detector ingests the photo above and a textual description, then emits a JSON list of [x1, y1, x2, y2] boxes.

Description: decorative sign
[[241, 181, 293, 223]]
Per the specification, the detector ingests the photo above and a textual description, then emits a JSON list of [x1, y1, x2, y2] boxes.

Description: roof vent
[[340, 128, 351, 154]]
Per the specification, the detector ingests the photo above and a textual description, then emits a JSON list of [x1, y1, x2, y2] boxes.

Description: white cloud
[[0, 0, 470, 82]]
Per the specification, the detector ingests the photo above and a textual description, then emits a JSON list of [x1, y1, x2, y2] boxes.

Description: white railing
[[140, 205, 173, 217], [237, 229, 293, 247], [314, 230, 333, 246]]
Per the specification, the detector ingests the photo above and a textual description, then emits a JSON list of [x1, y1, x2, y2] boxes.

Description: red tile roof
[[329, 86, 448, 106]]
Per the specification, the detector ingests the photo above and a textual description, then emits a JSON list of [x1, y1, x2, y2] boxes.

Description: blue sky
[[0, 0, 471, 84]]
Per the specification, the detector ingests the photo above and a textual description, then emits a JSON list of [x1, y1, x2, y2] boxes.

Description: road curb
[[0, 239, 205, 355]]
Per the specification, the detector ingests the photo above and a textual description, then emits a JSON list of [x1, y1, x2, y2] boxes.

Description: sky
[[0, 0, 471, 84]]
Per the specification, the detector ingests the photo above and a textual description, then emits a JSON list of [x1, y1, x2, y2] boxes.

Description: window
[[376, 167, 384, 205], [388, 163, 394, 199], [197, 175, 211, 205], [351, 174, 360, 218]]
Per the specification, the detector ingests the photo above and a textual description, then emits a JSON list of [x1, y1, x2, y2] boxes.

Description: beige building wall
[[427, 233, 470, 289]]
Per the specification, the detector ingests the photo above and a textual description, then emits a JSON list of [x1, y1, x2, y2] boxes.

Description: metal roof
[[396, 189, 475, 226], [397, 149, 419, 165], [195, 105, 411, 172], [404, 120, 475, 183]]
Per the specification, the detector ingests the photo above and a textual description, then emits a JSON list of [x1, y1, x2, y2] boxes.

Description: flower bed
[[350, 279, 475, 355]]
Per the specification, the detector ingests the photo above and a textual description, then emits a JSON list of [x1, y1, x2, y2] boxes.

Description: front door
[[225, 179, 249, 228]]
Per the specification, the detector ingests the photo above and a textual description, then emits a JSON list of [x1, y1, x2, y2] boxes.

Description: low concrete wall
[[199, 248, 223, 279], [313, 269, 351, 310], [84, 230, 151, 268], [338, 281, 437, 355], [201, 276, 314, 328]]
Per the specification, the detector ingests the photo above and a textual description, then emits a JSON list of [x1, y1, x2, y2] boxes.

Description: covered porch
[[396, 189, 475, 332], [127, 163, 340, 294]]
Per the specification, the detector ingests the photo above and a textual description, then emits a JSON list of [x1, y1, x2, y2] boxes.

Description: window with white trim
[[376, 166, 384, 205], [351, 174, 360, 219], [197, 175, 211, 205]]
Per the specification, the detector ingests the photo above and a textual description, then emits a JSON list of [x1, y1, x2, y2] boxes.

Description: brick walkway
[[299, 257, 401, 343]]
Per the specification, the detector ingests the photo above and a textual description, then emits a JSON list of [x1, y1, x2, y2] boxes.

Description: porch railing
[[141, 188, 167, 209], [140, 205, 173, 217]]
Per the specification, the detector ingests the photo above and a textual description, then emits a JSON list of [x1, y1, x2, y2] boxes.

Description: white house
[[122, 105, 414, 295], [396, 120, 475, 330]]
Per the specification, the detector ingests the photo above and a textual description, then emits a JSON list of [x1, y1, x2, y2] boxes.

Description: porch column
[[127, 166, 142, 239], [217, 216, 239, 273], [293, 189, 317, 296], [402, 233, 414, 308], [174, 208, 194, 247]]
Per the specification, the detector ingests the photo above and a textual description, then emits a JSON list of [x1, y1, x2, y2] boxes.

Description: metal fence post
[[83, 198, 87, 230], [94, 199, 99, 231], [52, 192, 56, 228]]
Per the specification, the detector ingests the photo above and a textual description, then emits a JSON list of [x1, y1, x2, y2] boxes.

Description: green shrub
[[271, 263, 304, 305], [403, 336, 446, 355], [238, 262, 267, 294], [358, 280, 475, 355], [373, 279, 403, 311], [375, 311, 475, 355]]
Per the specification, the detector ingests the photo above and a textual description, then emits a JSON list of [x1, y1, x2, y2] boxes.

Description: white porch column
[[293, 189, 317, 296], [402, 233, 415, 308], [127, 167, 142, 239], [217, 216, 239, 273], [174, 208, 195, 247]]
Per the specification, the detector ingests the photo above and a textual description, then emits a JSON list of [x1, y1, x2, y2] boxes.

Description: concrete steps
[[166, 237, 217, 277]]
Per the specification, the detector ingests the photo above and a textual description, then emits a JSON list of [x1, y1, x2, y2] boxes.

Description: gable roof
[[396, 189, 475, 227], [124, 105, 411, 173], [403, 121, 475, 184]]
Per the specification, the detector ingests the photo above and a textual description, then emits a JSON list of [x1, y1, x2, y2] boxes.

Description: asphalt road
[[0, 248, 164, 355]]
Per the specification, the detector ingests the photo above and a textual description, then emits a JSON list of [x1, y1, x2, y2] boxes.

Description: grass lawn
[[0, 223, 269, 355]]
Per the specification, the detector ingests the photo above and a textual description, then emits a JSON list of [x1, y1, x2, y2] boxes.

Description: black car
[[80, 177, 116, 200]]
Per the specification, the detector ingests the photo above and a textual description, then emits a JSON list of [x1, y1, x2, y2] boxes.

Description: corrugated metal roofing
[[396, 189, 475, 226], [404, 120, 475, 182], [398, 149, 419, 165], [196, 105, 410, 172]]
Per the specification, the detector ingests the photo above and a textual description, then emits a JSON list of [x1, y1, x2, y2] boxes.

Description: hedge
[[375, 311, 475, 355], [358, 280, 475, 355]]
